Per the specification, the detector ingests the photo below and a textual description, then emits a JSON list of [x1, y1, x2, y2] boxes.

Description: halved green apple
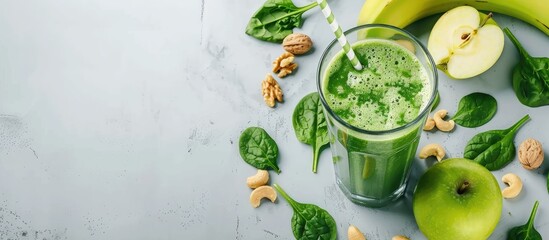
[[428, 6, 504, 79]]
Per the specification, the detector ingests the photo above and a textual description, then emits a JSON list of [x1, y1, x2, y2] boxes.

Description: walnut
[[518, 138, 544, 170], [262, 74, 283, 107], [283, 33, 313, 55], [272, 52, 298, 78]]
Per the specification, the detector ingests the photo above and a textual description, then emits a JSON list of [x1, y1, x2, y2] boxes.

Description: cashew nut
[[501, 173, 523, 199], [348, 225, 366, 240], [419, 143, 445, 161], [433, 109, 455, 132], [249, 185, 277, 208], [423, 116, 435, 131], [247, 170, 269, 188], [392, 235, 410, 240]]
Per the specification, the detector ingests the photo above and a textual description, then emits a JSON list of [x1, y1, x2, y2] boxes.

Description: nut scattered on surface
[[283, 33, 313, 55], [262, 74, 283, 107], [423, 116, 435, 131], [272, 52, 298, 78], [246, 170, 269, 189], [419, 143, 445, 162], [501, 173, 523, 199], [433, 109, 455, 132], [249, 185, 277, 208], [347, 225, 366, 240], [394, 39, 415, 53], [518, 138, 544, 170], [392, 235, 410, 240]]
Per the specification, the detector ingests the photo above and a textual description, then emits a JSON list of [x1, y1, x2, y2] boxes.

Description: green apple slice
[[428, 6, 504, 79]]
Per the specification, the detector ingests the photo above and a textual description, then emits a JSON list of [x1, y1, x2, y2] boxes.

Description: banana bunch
[[357, 0, 549, 36]]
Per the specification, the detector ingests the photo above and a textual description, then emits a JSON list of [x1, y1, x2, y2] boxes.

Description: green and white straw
[[316, 0, 362, 70]]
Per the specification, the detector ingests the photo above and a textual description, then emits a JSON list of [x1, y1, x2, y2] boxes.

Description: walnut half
[[518, 138, 544, 170], [262, 74, 283, 108], [272, 52, 298, 78]]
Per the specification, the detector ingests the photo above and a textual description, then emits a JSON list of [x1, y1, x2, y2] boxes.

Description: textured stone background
[[0, 0, 548, 239]]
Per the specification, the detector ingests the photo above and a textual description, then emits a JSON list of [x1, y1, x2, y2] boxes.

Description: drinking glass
[[317, 24, 438, 207]]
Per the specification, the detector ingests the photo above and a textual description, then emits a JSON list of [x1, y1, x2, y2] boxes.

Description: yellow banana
[[357, 0, 549, 36]]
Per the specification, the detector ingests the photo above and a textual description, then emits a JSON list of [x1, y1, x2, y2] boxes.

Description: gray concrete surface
[[0, 0, 548, 239]]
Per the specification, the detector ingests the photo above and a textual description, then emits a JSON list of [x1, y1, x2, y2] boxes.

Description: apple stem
[[479, 12, 493, 28], [458, 181, 470, 195]]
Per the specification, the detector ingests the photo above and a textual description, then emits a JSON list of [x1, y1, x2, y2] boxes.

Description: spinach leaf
[[273, 184, 337, 240], [451, 92, 497, 128], [239, 127, 281, 173], [504, 28, 549, 107], [464, 115, 530, 170], [245, 0, 317, 43], [292, 92, 330, 173], [431, 92, 440, 110], [507, 201, 541, 240]]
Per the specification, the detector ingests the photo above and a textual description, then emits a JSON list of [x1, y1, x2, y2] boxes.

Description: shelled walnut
[[262, 74, 283, 107], [272, 52, 298, 78]]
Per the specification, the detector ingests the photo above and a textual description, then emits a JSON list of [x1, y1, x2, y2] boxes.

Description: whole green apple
[[413, 158, 502, 240]]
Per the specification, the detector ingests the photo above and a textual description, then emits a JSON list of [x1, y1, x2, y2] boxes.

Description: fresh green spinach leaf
[[245, 0, 317, 43], [464, 115, 530, 170], [431, 92, 440, 110], [273, 184, 337, 240], [292, 92, 330, 173], [239, 127, 281, 173], [507, 201, 541, 240], [451, 92, 497, 128], [504, 28, 549, 107]]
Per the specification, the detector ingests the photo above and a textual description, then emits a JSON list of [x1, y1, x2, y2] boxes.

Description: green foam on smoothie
[[323, 39, 431, 131]]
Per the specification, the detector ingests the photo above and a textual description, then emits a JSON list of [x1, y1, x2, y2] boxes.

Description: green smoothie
[[323, 39, 431, 131], [322, 39, 432, 204]]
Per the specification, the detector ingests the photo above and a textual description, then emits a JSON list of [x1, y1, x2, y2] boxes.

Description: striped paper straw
[[316, 0, 362, 70]]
